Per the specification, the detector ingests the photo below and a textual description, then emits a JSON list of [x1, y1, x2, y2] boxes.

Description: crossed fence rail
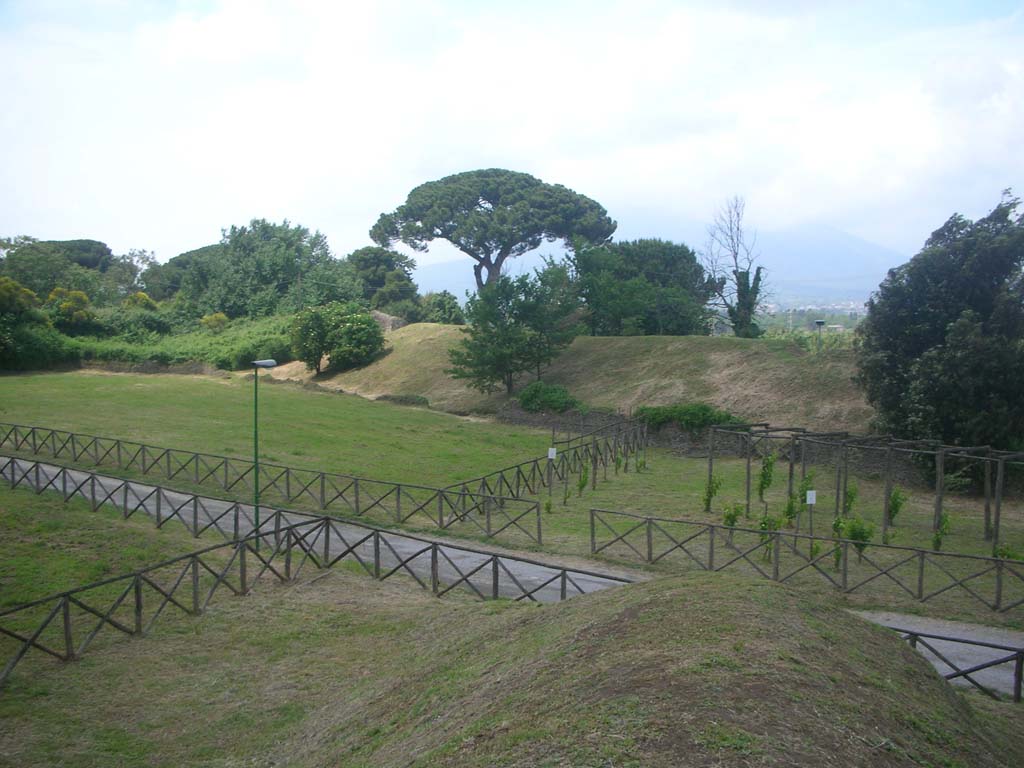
[[446, 419, 648, 500], [0, 424, 541, 545], [0, 468, 632, 688], [886, 627, 1024, 702], [589, 508, 1024, 615]]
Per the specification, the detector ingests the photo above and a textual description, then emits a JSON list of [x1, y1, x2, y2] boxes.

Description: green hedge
[[518, 381, 581, 413], [634, 402, 740, 431]]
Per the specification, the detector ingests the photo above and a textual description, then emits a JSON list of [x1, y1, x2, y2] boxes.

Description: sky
[[1, 0, 1022, 267]]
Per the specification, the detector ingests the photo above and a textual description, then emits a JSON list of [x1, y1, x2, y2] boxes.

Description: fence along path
[[445, 419, 648, 501], [0, 423, 541, 545], [0, 456, 632, 687], [589, 508, 1024, 615]]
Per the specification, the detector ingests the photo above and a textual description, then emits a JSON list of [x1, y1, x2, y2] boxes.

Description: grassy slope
[[279, 323, 872, 431], [0, 487, 218, 610], [2, 565, 1021, 766], [0, 371, 548, 488]]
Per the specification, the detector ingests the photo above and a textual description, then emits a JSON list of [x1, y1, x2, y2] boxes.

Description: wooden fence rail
[[0, 484, 632, 689], [0, 423, 542, 544], [589, 508, 1024, 614], [887, 627, 1024, 702], [445, 419, 648, 501]]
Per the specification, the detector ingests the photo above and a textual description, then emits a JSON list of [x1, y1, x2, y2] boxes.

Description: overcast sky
[[1, 0, 1022, 265]]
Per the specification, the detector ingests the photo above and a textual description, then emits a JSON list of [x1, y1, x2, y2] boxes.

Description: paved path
[[855, 610, 1024, 699], [1, 456, 631, 604]]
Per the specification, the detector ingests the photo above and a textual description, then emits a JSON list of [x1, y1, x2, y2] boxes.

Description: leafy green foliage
[[421, 291, 465, 324], [703, 473, 723, 512], [758, 513, 781, 561], [46, 288, 97, 334], [346, 246, 418, 309], [704, 197, 765, 338], [783, 471, 816, 527], [447, 274, 578, 395], [932, 512, 952, 551], [325, 308, 385, 372], [757, 452, 776, 502], [843, 517, 875, 557], [856, 193, 1024, 448], [517, 381, 580, 413], [577, 466, 589, 497], [371, 168, 616, 290], [723, 503, 742, 528], [888, 486, 907, 524], [168, 220, 360, 319], [843, 483, 858, 516], [200, 312, 229, 334], [121, 291, 158, 311], [635, 402, 740, 431], [567, 238, 713, 336]]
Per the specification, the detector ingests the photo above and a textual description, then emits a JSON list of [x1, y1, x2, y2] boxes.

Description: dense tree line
[[856, 193, 1024, 449]]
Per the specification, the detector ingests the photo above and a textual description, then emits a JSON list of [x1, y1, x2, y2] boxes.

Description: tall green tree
[[703, 197, 766, 338], [856, 192, 1024, 448], [170, 220, 358, 318], [371, 168, 616, 291], [421, 291, 465, 324]]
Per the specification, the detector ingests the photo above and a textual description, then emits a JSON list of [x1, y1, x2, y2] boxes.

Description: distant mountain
[[412, 224, 909, 307]]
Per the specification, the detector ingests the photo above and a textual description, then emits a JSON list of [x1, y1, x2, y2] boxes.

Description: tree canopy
[[856, 193, 1024, 448], [569, 238, 713, 336], [703, 197, 766, 338], [370, 168, 616, 291]]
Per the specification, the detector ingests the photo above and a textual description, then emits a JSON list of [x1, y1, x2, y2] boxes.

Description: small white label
[[806, 490, 817, 505], [548, 447, 557, 460]]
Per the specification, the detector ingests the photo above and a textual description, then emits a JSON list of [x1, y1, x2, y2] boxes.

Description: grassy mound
[[292, 324, 871, 431], [2, 563, 1019, 766]]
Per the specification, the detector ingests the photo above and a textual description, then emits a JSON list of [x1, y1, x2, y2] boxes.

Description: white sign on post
[[548, 447, 557, 460], [805, 490, 817, 505]]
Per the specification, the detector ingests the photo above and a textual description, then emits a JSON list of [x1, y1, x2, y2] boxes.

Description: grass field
[[0, 371, 549, 488], [1, 486, 1021, 767]]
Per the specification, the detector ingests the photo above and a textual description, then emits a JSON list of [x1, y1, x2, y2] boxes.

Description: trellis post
[[984, 457, 993, 541], [992, 458, 1005, 557], [933, 448, 945, 532], [745, 434, 752, 518]]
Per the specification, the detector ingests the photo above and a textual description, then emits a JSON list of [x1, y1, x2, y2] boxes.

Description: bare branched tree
[[702, 196, 766, 338]]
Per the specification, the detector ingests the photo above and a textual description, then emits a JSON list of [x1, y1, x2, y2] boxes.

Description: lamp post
[[252, 359, 277, 547], [814, 319, 825, 352]]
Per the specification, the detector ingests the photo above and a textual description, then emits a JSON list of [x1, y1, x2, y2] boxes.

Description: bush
[[635, 402, 741, 431], [0, 322, 80, 370], [326, 311, 384, 371], [200, 312, 229, 334], [518, 381, 581, 413]]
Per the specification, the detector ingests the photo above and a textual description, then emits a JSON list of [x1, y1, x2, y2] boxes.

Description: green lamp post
[[252, 359, 277, 547]]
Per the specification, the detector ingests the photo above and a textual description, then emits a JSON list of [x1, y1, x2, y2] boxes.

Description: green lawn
[[0, 371, 549, 488]]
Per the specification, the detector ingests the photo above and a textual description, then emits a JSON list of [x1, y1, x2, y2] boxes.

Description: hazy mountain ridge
[[413, 223, 908, 307]]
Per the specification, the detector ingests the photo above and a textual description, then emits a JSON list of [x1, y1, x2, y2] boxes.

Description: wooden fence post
[[62, 597, 74, 661], [589, 510, 596, 553], [933, 448, 945, 532], [646, 518, 653, 563], [917, 550, 925, 599], [238, 541, 248, 595], [841, 542, 849, 591], [492, 557, 500, 599], [745, 434, 752, 518], [134, 575, 143, 634], [430, 544, 439, 595], [192, 557, 201, 614], [993, 459, 1005, 557], [373, 531, 381, 579], [984, 458, 993, 541]]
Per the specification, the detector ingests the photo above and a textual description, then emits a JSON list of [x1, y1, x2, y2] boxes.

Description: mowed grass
[[2, 532, 1022, 767], [0, 371, 549, 488], [531, 447, 1024, 627], [0, 486, 220, 611]]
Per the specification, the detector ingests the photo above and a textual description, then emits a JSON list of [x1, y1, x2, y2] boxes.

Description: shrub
[[842, 482, 858, 516], [887, 486, 907, 524], [0, 322, 80, 370], [122, 291, 158, 311], [635, 402, 740, 432], [703, 473, 723, 513], [518, 381, 581, 413], [932, 512, 951, 551], [200, 312, 229, 334], [326, 311, 384, 371], [757, 452, 776, 502], [723, 503, 742, 528]]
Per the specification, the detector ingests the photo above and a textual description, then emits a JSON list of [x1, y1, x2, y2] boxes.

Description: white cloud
[[0, 0, 1021, 263]]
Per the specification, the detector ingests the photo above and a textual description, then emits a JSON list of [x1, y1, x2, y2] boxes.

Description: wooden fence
[[446, 419, 648, 500], [0, 479, 632, 688], [887, 626, 1024, 702], [589, 508, 1024, 614], [0, 424, 541, 545]]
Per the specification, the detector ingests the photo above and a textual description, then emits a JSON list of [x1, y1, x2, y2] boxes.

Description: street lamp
[[252, 359, 277, 546], [814, 320, 825, 352]]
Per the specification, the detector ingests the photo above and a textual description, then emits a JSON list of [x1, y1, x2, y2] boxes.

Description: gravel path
[[855, 610, 1024, 699], [1, 456, 631, 604]]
